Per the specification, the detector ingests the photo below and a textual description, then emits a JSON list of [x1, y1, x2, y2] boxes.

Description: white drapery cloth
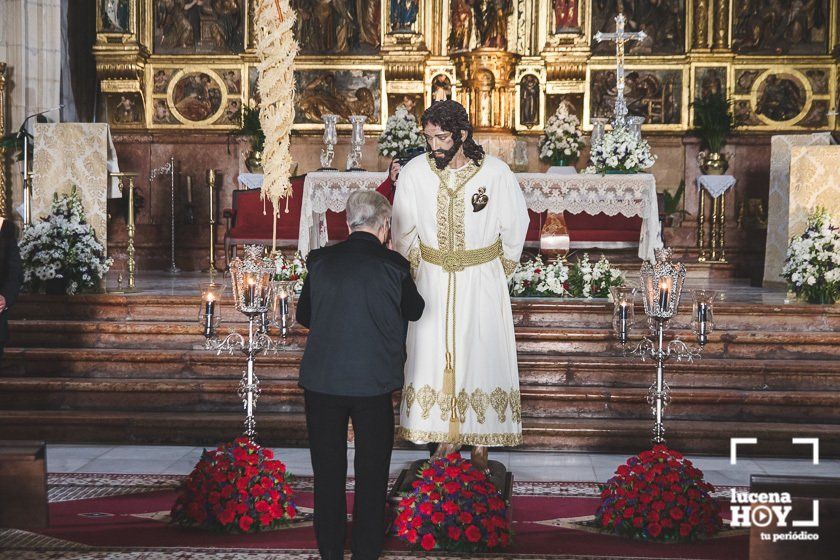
[[391, 155, 530, 447], [697, 175, 736, 199]]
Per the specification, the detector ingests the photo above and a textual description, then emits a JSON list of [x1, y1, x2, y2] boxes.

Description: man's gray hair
[[346, 190, 392, 232]]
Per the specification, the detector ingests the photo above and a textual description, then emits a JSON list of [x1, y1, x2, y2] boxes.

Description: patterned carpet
[[0, 474, 749, 560]]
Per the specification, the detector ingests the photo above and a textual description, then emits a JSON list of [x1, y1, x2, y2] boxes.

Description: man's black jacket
[[296, 231, 424, 397], [0, 219, 22, 343]]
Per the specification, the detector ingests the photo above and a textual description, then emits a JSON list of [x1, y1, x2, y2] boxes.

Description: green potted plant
[[235, 103, 265, 173], [691, 93, 738, 175]]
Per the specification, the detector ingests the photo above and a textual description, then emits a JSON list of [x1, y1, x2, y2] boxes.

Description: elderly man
[[296, 190, 424, 560]]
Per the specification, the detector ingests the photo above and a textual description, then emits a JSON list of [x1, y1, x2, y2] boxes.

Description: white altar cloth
[[299, 171, 662, 262], [697, 175, 736, 199]]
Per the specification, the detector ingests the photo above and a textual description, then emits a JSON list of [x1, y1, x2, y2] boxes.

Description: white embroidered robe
[[392, 154, 529, 447]]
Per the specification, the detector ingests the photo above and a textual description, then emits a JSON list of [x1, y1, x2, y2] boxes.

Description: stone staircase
[[2, 294, 839, 457]]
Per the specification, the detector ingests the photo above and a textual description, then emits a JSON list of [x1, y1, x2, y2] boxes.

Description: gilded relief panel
[[591, 0, 686, 55], [153, 0, 246, 54], [294, 69, 383, 127], [732, 0, 830, 55], [589, 68, 683, 126], [733, 67, 834, 129], [293, 0, 381, 55]]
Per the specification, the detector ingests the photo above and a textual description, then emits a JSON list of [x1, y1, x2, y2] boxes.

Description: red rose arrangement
[[393, 453, 511, 552], [171, 437, 298, 533], [595, 444, 723, 542]]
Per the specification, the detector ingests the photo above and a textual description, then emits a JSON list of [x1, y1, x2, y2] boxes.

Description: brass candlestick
[[111, 172, 139, 292], [206, 169, 221, 272]]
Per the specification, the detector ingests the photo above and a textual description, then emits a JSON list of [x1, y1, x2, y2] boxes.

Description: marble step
[[12, 294, 840, 332], [1, 377, 838, 423], [4, 348, 840, 391], [0, 409, 836, 457], [9, 320, 840, 359]]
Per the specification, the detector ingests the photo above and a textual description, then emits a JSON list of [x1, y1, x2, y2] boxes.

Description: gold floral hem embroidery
[[397, 427, 522, 447], [402, 383, 520, 425]]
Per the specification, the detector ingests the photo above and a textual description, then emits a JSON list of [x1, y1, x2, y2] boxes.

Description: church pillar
[[692, 0, 711, 50], [712, 0, 730, 51]]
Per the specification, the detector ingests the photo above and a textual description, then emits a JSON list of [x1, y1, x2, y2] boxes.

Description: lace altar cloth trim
[[300, 171, 661, 261]]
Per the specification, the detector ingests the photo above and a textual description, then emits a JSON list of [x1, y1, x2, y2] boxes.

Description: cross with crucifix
[[594, 13, 647, 128]]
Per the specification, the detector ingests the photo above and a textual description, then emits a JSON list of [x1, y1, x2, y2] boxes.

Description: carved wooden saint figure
[[449, 0, 473, 52], [520, 75, 540, 126], [553, 0, 578, 32], [473, 0, 513, 49]]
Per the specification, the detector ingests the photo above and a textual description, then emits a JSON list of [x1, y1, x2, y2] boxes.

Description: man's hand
[[389, 161, 402, 182], [0, 294, 6, 313]]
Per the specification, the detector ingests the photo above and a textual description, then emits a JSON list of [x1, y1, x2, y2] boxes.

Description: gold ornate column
[[0, 62, 7, 218], [692, 0, 711, 50], [712, 0, 729, 51]]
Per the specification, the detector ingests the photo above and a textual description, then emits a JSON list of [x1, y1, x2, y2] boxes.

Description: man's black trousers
[[304, 389, 394, 560]]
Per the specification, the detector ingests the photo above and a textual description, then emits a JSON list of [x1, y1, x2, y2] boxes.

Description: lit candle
[[658, 277, 671, 312], [203, 293, 216, 337], [619, 301, 629, 342], [246, 276, 256, 307], [279, 289, 289, 334], [186, 175, 193, 203], [698, 302, 708, 340]]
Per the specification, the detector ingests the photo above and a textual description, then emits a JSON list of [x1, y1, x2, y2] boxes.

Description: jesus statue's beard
[[427, 136, 464, 170]]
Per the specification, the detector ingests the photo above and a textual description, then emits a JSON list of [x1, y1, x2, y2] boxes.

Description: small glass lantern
[[591, 118, 608, 144], [271, 280, 298, 339], [199, 282, 225, 338], [692, 290, 716, 346], [230, 245, 275, 316], [539, 213, 570, 261], [640, 248, 686, 320], [627, 116, 645, 140], [611, 286, 637, 344]]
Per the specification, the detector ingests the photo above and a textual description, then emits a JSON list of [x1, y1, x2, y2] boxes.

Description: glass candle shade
[[640, 248, 686, 319], [611, 286, 637, 344], [199, 282, 224, 337], [230, 245, 275, 315], [692, 290, 716, 346], [271, 280, 298, 338]]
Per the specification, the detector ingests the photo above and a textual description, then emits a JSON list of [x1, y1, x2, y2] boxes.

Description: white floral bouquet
[[566, 253, 625, 298], [19, 185, 112, 295], [377, 105, 425, 158], [539, 105, 583, 165], [585, 126, 656, 174], [273, 250, 307, 293], [509, 255, 569, 297], [782, 207, 839, 304]]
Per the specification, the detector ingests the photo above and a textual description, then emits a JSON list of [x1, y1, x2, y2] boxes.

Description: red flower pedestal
[[595, 444, 723, 542], [171, 437, 299, 533], [389, 453, 513, 552]]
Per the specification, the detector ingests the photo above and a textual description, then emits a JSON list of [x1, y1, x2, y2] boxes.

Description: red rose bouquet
[[393, 453, 511, 552], [595, 444, 723, 542], [171, 437, 298, 533]]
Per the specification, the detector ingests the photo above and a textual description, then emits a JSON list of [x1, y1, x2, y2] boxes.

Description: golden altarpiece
[[92, 1, 838, 138]]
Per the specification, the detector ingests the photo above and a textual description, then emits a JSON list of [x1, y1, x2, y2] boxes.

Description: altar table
[[299, 171, 662, 261]]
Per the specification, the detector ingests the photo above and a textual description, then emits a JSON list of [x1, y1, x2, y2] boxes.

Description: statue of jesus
[[392, 100, 529, 470]]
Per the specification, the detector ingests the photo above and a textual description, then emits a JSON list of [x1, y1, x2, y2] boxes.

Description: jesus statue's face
[[423, 122, 466, 169]]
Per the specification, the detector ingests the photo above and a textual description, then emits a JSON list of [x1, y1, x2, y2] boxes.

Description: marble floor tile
[[46, 444, 114, 461], [98, 445, 198, 461], [74, 458, 179, 475], [45, 458, 91, 473]]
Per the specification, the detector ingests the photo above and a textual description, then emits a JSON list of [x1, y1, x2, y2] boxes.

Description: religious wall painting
[[248, 66, 260, 105], [153, 69, 177, 94], [694, 67, 727, 100], [449, 0, 474, 52], [590, 68, 683, 126], [448, 0, 513, 52], [732, 67, 834, 130], [217, 98, 242, 125], [100, 0, 131, 32], [154, 0, 245, 55], [294, 69, 382, 126], [754, 72, 808, 124], [804, 68, 829, 95], [519, 74, 541, 127], [387, 93, 423, 121], [553, 0, 580, 33], [734, 69, 761, 95], [107, 93, 143, 126], [293, 0, 381, 55], [546, 94, 583, 122], [591, 0, 685, 55], [734, 99, 760, 126], [799, 100, 830, 128], [171, 71, 225, 123], [152, 99, 179, 124], [390, 0, 419, 33], [732, 0, 830, 55]]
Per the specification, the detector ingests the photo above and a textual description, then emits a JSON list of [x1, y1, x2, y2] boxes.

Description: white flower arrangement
[[273, 250, 307, 293], [509, 255, 569, 297], [539, 104, 583, 164], [377, 105, 425, 158], [782, 207, 839, 304], [584, 126, 656, 174], [19, 185, 113, 295], [566, 253, 625, 299]]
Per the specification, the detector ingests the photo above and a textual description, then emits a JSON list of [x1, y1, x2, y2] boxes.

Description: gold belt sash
[[418, 237, 503, 440]]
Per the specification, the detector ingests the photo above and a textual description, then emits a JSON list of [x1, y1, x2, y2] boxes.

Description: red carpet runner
[[0, 473, 748, 559]]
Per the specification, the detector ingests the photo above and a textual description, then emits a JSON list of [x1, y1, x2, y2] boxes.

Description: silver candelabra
[[150, 156, 179, 274], [613, 249, 716, 444], [200, 246, 298, 438]]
